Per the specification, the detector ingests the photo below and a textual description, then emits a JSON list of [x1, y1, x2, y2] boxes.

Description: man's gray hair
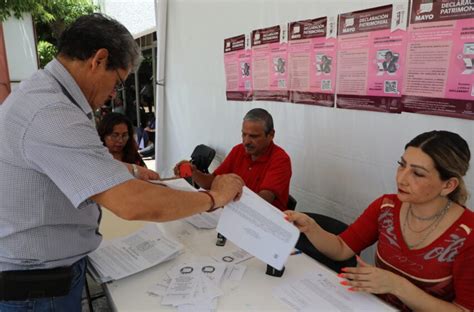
[[57, 13, 141, 71], [243, 108, 274, 134]]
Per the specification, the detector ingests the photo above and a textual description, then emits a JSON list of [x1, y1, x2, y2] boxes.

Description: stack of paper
[[148, 257, 229, 311], [156, 178, 222, 229], [88, 224, 183, 283]]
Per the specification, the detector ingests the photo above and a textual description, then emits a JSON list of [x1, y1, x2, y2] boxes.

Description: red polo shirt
[[213, 142, 291, 211]]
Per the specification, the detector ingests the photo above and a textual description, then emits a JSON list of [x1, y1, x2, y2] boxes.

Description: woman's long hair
[[97, 112, 145, 166]]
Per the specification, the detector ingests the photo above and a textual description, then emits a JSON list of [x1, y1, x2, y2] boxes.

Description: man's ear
[[267, 129, 275, 139], [90, 48, 109, 71]]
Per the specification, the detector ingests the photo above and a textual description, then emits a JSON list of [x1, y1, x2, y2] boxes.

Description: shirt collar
[[44, 58, 93, 118], [246, 141, 275, 163]]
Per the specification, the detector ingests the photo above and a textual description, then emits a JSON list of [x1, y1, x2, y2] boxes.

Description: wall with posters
[[2, 13, 38, 91], [159, 0, 474, 246]]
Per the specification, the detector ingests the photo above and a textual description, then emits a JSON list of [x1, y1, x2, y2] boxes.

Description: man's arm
[[190, 166, 215, 189], [258, 190, 276, 204], [258, 150, 292, 207], [91, 174, 243, 222]]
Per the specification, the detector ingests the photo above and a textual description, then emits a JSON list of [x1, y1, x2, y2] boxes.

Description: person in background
[[286, 130, 474, 311], [175, 108, 292, 211], [0, 13, 243, 311], [98, 112, 145, 166]]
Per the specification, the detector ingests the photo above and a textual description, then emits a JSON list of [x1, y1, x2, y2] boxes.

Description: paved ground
[[81, 274, 112, 312]]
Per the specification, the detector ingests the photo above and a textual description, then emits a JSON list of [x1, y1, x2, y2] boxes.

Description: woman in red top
[[286, 130, 474, 311], [98, 112, 146, 167]]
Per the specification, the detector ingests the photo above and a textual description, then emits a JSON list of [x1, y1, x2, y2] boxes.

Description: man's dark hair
[[243, 108, 274, 135], [57, 13, 141, 71]]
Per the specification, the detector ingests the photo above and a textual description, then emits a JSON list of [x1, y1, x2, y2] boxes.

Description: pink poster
[[336, 4, 409, 113], [251, 25, 289, 102], [402, 0, 474, 120], [224, 34, 253, 101], [288, 16, 338, 107]]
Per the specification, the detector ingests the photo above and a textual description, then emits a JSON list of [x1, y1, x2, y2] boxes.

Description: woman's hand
[[338, 256, 402, 295], [284, 211, 317, 234], [136, 165, 160, 181]]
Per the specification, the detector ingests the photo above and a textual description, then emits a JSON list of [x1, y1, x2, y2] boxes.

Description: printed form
[[88, 224, 183, 282], [217, 186, 299, 270], [273, 270, 397, 311]]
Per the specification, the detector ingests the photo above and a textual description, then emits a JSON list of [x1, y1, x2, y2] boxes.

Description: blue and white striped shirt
[[0, 59, 133, 271]]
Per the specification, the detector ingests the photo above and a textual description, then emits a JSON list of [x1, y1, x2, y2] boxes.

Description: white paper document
[[155, 178, 197, 192], [217, 187, 299, 270], [273, 271, 397, 312], [88, 224, 183, 282], [156, 178, 222, 229]]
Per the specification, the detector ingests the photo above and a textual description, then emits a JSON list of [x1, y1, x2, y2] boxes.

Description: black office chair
[[287, 194, 297, 211], [190, 144, 216, 174], [295, 213, 356, 273], [184, 144, 216, 188]]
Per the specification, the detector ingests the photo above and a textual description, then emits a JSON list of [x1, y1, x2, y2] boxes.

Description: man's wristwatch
[[131, 164, 139, 178]]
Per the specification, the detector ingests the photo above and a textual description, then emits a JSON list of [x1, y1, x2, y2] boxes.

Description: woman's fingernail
[[340, 281, 349, 286], [341, 267, 348, 272], [348, 287, 356, 292], [337, 273, 345, 278]]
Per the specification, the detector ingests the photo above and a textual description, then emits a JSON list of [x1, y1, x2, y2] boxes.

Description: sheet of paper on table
[[273, 270, 397, 312], [217, 186, 299, 270], [88, 224, 183, 282]]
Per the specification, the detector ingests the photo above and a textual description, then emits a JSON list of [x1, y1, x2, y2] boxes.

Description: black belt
[[0, 266, 73, 301]]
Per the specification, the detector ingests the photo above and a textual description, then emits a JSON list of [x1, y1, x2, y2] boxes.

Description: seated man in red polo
[[175, 108, 292, 211]]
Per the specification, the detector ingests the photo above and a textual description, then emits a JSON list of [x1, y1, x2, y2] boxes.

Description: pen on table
[[291, 250, 302, 256]]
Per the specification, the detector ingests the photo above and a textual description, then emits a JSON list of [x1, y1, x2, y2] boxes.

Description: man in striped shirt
[[0, 13, 243, 311]]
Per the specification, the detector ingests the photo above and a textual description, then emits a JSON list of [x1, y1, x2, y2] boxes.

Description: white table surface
[[99, 209, 392, 311]]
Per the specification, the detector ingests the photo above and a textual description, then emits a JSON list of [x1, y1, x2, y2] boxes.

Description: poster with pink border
[[224, 34, 253, 101], [336, 3, 409, 113], [288, 16, 338, 107], [402, 0, 474, 120], [251, 25, 289, 102]]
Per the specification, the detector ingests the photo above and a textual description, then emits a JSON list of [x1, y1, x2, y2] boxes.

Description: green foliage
[[37, 40, 57, 68], [0, 0, 97, 23], [0, 0, 40, 22], [1, 0, 98, 68]]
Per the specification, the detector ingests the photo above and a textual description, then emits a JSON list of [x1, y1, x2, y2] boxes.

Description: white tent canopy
[[95, 0, 156, 38]]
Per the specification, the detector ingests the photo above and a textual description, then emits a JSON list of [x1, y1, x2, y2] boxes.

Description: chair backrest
[[295, 212, 356, 273], [190, 144, 216, 174], [287, 194, 297, 211]]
